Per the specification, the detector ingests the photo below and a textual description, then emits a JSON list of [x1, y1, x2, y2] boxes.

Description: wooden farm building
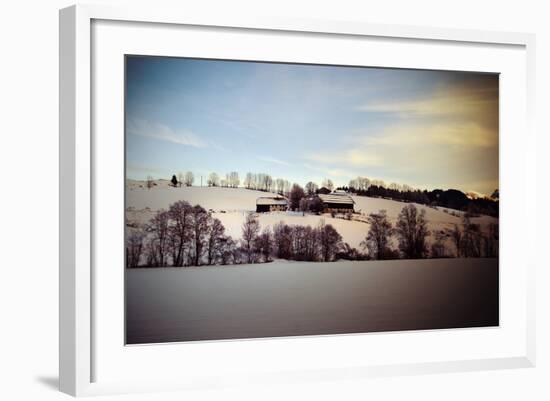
[[318, 193, 355, 213], [256, 197, 288, 212]]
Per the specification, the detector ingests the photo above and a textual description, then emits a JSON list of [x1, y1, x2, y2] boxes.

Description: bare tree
[[241, 213, 261, 263], [322, 178, 334, 191], [228, 171, 240, 188], [395, 204, 430, 259], [318, 220, 343, 262], [445, 224, 462, 257], [140, 200, 238, 268], [219, 236, 237, 265], [167, 200, 192, 266], [283, 180, 291, 197], [261, 174, 273, 192], [244, 172, 253, 189], [460, 216, 482, 257], [255, 173, 265, 191], [207, 172, 220, 187], [145, 241, 159, 267], [349, 176, 370, 191], [361, 210, 393, 260], [190, 205, 209, 265], [146, 210, 170, 266], [305, 181, 318, 196], [359, 177, 370, 190], [273, 221, 293, 259], [184, 171, 194, 187], [126, 230, 145, 267], [430, 230, 448, 258], [270, 221, 346, 262], [371, 179, 386, 188], [177, 172, 184, 187], [206, 217, 226, 265], [486, 222, 499, 257], [275, 178, 285, 195], [254, 227, 273, 262], [291, 225, 309, 261], [291, 225, 319, 261], [389, 182, 401, 191]]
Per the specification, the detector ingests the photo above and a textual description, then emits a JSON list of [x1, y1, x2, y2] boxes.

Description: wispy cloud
[[361, 122, 497, 149], [257, 156, 292, 166], [126, 162, 168, 180], [302, 163, 357, 178], [305, 151, 383, 168], [304, 121, 498, 193], [127, 118, 207, 148], [356, 78, 499, 132]]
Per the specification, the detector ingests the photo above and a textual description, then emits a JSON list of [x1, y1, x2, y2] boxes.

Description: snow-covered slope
[[127, 181, 274, 212], [126, 182, 498, 249]]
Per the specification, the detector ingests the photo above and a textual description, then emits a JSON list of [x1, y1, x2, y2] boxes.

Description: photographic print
[[125, 56, 499, 345]]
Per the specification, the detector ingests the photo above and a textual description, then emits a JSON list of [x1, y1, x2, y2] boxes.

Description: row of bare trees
[[164, 171, 243, 188], [126, 201, 237, 268], [206, 171, 240, 188], [168, 172, 196, 188], [241, 174, 336, 198], [178, 171, 195, 187], [242, 172, 291, 195], [348, 176, 413, 192], [127, 202, 498, 267], [127, 202, 346, 267], [156, 173, 339, 207], [362, 205, 430, 260], [363, 204, 498, 260], [433, 217, 499, 258], [235, 215, 345, 263]]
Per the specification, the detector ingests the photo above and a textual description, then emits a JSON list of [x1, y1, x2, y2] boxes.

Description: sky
[[125, 56, 499, 195]]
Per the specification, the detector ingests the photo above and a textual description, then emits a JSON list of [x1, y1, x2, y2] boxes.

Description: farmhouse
[[318, 193, 355, 214], [256, 197, 288, 212]]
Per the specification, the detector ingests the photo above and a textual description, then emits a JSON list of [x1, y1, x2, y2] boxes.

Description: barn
[[256, 197, 288, 212], [318, 193, 355, 213]]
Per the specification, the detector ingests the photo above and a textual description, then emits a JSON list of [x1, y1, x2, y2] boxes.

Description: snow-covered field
[[126, 258, 499, 344], [126, 181, 498, 250]]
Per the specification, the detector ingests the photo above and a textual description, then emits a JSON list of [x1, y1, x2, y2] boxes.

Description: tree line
[[127, 200, 498, 268], [159, 171, 337, 202], [151, 172, 498, 219], [340, 176, 499, 218], [363, 204, 499, 260], [126, 201, 236, 268], [126, 201, 346, 268]]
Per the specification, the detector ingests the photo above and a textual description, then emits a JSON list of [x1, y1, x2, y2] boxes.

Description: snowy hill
[[127, 180, 269, 212], [126, 181, 497, 250]]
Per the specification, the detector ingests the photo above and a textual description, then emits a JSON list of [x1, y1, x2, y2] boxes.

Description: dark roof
[[318, 194, 355, 205]]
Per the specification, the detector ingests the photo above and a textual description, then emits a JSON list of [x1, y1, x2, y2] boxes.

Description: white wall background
[[0, 0, 547, 399]]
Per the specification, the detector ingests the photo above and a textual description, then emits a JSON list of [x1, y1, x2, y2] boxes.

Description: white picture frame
[[59, 4, 536, 397]]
